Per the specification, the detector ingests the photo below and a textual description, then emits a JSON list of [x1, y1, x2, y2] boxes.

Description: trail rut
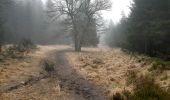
[[49, 49, 107, 100]]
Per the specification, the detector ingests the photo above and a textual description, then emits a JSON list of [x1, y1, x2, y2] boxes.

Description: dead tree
[[47, 0, 111, 51]]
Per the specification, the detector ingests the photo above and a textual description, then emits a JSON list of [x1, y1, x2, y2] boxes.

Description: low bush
[[0, 39, 37, 60], [147, 59, 170, 76], [124, 72, 170, 100], [41, 59, 55, 73], [17, 38, 37, 53], [2, 45, 22, 58], [129, 76, 170, 100], [150, 61, 170, 71]]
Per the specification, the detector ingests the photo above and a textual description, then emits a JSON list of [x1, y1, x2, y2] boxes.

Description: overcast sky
[[102, 0, 132, 23], [42, 0, 132, 23]]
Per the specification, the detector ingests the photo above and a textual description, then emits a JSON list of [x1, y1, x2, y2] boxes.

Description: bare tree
[[47, 0, 111, 51]]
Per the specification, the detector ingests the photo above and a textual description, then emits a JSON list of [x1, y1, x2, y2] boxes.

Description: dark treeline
[[0, 0, 51, 45], [2, 0, 53, 44], [0, 0, 13, 51], [106, 0, 170, 58]]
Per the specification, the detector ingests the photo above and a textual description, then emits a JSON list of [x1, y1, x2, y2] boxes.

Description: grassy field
[[0, 45, 169, 100]]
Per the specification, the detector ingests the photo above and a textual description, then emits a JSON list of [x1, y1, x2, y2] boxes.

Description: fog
[[1, 0, 131, 47], [3, 0, 71, 44]]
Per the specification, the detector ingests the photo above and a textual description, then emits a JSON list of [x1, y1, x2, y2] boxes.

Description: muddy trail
[[48, 49, 107, 100]]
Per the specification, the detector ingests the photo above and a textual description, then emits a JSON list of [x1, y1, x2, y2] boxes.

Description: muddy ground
[[0, 45, 169, 100]]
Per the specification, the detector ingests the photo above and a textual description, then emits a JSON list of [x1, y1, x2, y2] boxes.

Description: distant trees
[[48, 0, 111, 51], [127, 0, 170, 56], [106, 0, 170, 58], [4, 0, 47, 43], [106, 14, 128, 48], [0, 0, 13, 52], [81, 19, 99, 47]]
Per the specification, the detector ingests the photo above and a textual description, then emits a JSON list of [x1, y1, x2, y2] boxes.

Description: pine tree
[[106, 13, 128, 48], [127, 0, 170, 56]]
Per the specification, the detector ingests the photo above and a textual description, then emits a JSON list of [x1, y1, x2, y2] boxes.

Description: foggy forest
[[0, 0, 170, 100]]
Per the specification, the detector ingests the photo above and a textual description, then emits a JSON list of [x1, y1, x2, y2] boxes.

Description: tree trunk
[[144, 38, 147, 54], [74, 35, 82, 52], [71, 17, 82, 52], [0, 43, 2, 53]]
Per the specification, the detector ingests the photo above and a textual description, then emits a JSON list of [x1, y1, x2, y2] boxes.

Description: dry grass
[[0, 45, 73, 100], [0, 45, 170, 100], [65, 47, 170, 99]]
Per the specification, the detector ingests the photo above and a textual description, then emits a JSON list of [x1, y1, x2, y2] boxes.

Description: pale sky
[[42, 0, 132, 23], [102, 0, 132, 23], [41, 0, 46, 4]]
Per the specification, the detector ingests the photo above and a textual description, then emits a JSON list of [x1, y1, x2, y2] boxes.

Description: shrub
[[129, 84, 170, 100], [2, 45, 22, 58], [0, 39, 36, 60], [128, 75, 170, 100], [149, 59, 170, 72], [5, 45, 17, 57], [41, 59, 55, 72], [17, 38, 37, 53]]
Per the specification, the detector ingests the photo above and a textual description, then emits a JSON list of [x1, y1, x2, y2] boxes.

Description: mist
[[1, 0, 113, 47], [3, 0, 71, 44]]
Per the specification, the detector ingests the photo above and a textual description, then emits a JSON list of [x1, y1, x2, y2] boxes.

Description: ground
[[0, 45, 169, 100]]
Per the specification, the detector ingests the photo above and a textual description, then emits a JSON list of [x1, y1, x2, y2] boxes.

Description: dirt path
[[51, 50, 107, 100]]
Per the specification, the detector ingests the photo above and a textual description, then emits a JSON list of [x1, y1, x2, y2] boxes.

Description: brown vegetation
[[66, 47, 170, 99], [0, 46, 170, 100]]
